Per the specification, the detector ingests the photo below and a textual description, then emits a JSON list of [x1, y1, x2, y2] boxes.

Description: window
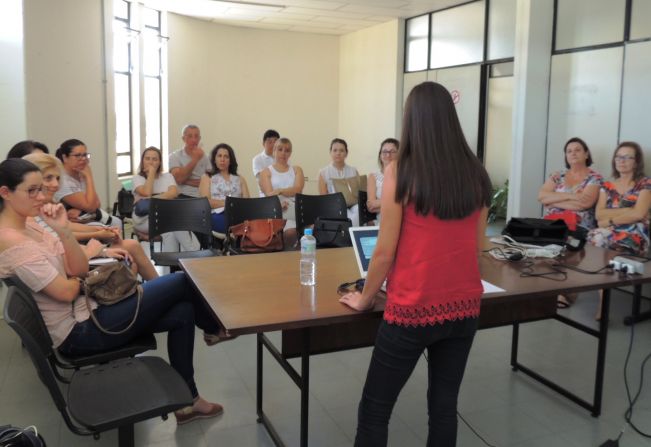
[[405, 15, 429, 72], [430, 1, 485, 69], [112, 1, 167, 177]]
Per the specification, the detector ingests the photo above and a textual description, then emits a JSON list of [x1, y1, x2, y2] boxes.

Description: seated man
[[169, 124, 210, 198], [252, 129, 279, 196]]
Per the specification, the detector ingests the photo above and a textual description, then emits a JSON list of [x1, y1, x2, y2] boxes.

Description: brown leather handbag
[[230, 218, 286, 253], [83, 262, 142, 335]]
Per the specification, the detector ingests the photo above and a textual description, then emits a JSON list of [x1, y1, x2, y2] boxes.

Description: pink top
[[385, 205, 483, 326], [0, 221, 96, 348]]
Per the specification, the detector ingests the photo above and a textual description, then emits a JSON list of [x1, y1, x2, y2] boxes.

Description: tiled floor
[[1, 231, 651, 446]]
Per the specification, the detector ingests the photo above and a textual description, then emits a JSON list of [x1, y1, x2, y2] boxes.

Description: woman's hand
[[105, 247, 132, 264], [281, 200, 289, 211], [67, 208, 82, 222], [146, 164, 157, 178], [85, 239, 104, 258], [79, 164, 94, 179], [40, 203, 70, 232], [339, 291, 375, 311]]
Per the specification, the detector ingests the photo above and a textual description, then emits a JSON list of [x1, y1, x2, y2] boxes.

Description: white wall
[[0, 0, 27, 159], [338, 20, 402, 178], [22, 0, 113, 206], [167, 14, 340, 194]]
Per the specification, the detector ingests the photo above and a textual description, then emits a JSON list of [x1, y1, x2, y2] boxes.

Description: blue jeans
[[355, 317, 478, 447], [58, 272, 219, 398], [211, 212, 226, 233]]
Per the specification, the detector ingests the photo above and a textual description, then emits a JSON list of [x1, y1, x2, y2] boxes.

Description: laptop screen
[[348, 226, 379, 277]]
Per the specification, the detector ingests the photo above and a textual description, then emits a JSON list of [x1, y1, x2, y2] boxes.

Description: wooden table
[[181, 244, 651, 447]]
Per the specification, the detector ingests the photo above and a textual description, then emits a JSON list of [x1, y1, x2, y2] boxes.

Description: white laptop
[[348, 226, 387, 291]]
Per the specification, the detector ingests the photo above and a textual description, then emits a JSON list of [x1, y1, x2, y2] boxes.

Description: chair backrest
[[224, 196, 283, 229], [3, 286, 69, 414], [148, 197, 213, 248], [295, 193, 347, 236], [358, 190, 377, 226]]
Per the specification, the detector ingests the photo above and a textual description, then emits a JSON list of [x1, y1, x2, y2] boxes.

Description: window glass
[[113, 21, 130, 73], [406, 15, 429, 72], [487, 0, 516, 60], [143, 28, 160, 77], [114, 0, 128, 20], [555, 0, 625, 50], [114, 73, 131, 155], [142, 7, 160, 29], [631, 0, 651, 40], [430, 1, 485, 69], [144, 77, 161, 149], [116, 155, 131, 176]]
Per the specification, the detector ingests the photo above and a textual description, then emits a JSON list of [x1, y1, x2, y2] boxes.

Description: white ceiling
[[142, 0, 471, 35]]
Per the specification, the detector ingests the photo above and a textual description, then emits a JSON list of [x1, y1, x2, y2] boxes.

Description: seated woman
[[199, 143, 250, 233], [53, 139, 122, 229], [588, 142, 651, 319], [7, 140, 50, 159], [132, 147, 199, 253], [23, 153, 158, 281], [367, 138, 399, 224], [260, 137, 305, 245], [538, 137, 602, 308], [318, 138, 360, 226], [0, 158, 223, 425]]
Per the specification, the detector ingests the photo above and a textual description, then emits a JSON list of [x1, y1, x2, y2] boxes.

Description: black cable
[[457, 411, 498, 447], [518, 261, 567, 281], [552, 263, 613, 275], [622, 322, 651, 438]]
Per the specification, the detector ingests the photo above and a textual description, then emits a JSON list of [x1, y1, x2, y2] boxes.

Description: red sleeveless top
[[384, 205, 483, 326]]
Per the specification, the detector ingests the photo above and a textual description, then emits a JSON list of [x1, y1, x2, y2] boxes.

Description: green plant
[[488, 180, 508, 223]]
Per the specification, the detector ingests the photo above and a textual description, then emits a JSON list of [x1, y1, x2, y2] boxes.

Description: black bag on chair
[[502, 217, 569, 246], [313, 217, 352, 248]]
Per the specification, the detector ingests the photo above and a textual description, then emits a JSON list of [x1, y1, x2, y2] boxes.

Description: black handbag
[[313, 217, 352, 248], [502, 217, 568, 246]]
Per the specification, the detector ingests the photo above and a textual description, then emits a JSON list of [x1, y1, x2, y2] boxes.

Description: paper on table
[[89, 257, 118, 266], [481, 280, 505, 294]]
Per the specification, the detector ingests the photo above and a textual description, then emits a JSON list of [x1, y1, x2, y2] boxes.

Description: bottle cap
[[304, 228, 313, 236]]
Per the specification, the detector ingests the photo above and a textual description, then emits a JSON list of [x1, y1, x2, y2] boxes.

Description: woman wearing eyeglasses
[[366, 138, 399, 224], [54, 139, 121, 228], [588, 142, 651, 255]]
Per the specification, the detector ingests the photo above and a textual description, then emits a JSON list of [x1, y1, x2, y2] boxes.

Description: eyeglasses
[[69, 152, 91, 159], [614, 155, 635, 162], [17, 186, 45, 198], [381, 150, 397, 156]]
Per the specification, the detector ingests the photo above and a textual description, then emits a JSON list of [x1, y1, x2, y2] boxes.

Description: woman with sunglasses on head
[[199, 143, 251, 234], [54, 138, 121, 229], [23, 152, 158, 281], [339, 82, 491, 447], [366, 138, 399, 224], [0, 158, 224, 425]]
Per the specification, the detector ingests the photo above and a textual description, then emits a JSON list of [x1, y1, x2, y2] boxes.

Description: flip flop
[[557, 298, 571, 309]]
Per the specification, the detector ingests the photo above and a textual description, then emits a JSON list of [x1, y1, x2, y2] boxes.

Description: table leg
[[623, 284, 651, 325], [300, 328, 310, 447], [592, 288, 610, 417], [257, 333, 263, 422], [510, 322, 520, 371]]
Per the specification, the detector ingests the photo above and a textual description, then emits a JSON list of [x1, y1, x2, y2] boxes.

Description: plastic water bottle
[[300, 228, 317, 286]]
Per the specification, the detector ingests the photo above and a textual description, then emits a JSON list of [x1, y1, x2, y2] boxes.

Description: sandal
[[557, 298, 570, 309], [175, 402, 223, 425], [203, 331, 238, 346]]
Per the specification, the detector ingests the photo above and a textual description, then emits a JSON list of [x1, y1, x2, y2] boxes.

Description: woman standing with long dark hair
[[339, 82, 491, 446]]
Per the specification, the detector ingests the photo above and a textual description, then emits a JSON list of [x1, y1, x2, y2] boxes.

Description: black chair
[[148, 197, 221, 268], [358, 190, 377, 226], [3, 285, 193, 447], [1, 277, 156, 381], [295, 192, 348, 237], [223, 196, 283, 254]]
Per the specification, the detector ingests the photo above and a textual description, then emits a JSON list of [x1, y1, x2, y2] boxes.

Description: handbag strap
[[84, 285, 143, 335]]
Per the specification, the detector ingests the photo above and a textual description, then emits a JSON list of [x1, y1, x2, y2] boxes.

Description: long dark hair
[[137, 146, 163, 177], [0, 159, 41, 212], [55, 138, 85, 162], [7, 140, 50, 159], [396, 82, 491, 219], [612, 141, 645, 180], [208, 143, 238, 176]]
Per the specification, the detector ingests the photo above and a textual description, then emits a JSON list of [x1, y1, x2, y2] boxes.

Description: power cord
[[518, 261, 567, 281], [552, 262, 614, 275], [600, 321, 651, 446], [420, 352, 499, 447]]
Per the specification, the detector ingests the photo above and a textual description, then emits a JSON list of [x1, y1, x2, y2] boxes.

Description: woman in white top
[[132, 147, 199, 253], [367, 138, 400, 223], [54, 138, 122, 228], [199, 143, 250, 233], [260, 138, 305, 240], [318, 138, 360, 226]]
